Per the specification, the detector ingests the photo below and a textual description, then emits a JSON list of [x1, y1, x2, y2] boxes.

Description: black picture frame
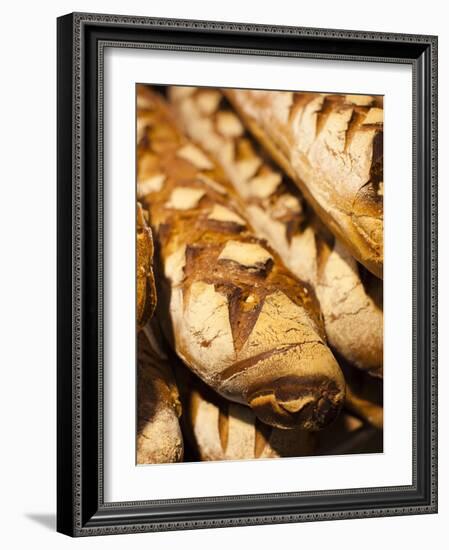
[[57, 12, 438, 537]]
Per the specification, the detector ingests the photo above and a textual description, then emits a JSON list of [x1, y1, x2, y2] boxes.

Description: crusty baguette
[[137, 85, 345, 431], [314, 233, 383, 378], [224, 89, 384, 278], [175, 364, 315, 461], [169, 86, 382, 377], [136, 203, 156, 329], [137, 324, 184, 464]]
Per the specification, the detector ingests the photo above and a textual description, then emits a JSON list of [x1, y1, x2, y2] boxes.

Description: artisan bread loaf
[[224, 89, 384, 278], [137, 85, 345, 431], [169, 86, 382, 377], [137, 324, 184, 464], [136, 203, 156, 329], [175, 364, 315, 461]]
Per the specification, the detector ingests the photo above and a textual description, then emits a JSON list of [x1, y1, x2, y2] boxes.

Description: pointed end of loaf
[[248, 376, 344, 431]]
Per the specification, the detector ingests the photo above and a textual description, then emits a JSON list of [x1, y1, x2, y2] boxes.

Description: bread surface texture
[[136, 85, 345, 431], [169, 86, 382, 377], [224, 89, 384, 278], [137, 326, 184, 464]]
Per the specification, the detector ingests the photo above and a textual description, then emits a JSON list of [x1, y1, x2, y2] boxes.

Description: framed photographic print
[[57, 12, 438, 536]]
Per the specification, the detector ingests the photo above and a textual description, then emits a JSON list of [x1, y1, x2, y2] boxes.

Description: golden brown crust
[[136, 203, 156, 329], [137, 85, 345, 431], [224, 89, 383, 278], [136, 325, 184, 464], [169, 87, 383, 377]]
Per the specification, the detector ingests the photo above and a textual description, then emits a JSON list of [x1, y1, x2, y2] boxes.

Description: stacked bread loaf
[[137, 324, 184, 464], [169, 87, 383, 378], [136, 84, 383, 463], [224, 88, 384, 279]]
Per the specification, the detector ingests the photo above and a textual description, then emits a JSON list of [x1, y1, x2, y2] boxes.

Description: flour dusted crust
[[217, 240, 273, 268], [317, 239, 383, 378], [137, 85, 345, 431], [137, 326, 183, 464], [136, 203, 156, 329], [223, 89, 384, 279], [169, 87, 383, 377], [207, 204, 246, 226]]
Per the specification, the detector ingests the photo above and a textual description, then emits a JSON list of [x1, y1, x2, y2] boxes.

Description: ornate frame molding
[[57, 12, 437, 536]]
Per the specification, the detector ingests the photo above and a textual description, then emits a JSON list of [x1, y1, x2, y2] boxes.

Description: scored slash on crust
[[137, 85, 346, 431]]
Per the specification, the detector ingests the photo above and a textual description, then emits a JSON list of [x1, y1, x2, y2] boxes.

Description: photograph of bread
[[136, 84, 383, 464]]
